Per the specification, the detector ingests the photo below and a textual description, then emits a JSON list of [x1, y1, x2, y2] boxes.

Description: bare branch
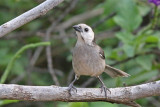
[[45, 44, 60, 86], [67, 70, 74, 85], [31, 67, 64, 77], [0, 0, 64, 38], [147, 97, 160, 107], [0, 81, 160, 106], [44, 0, 79, 86], [92, 12, 116, 28], [80, 78, 96, 87], [4, 31, 35, 39], [110, 50, 160, 66], [10, 73, 25, 84], [56, 8, 104, 31]]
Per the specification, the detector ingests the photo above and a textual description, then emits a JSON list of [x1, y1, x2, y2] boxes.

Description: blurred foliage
[[0, 42, 50, 84], [0, 0, 160, 107]]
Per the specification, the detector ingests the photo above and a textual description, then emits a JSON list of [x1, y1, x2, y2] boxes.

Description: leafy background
[[0, 0, 160, 107]]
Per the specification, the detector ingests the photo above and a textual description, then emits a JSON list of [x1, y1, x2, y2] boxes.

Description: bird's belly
[[72, 51, 105, 77]]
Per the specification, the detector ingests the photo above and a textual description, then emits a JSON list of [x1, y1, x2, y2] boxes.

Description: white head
[[73, 23, 94, 45]]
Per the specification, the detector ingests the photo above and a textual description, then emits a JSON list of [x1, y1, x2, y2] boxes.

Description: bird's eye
[[84, 28, 89, 32]]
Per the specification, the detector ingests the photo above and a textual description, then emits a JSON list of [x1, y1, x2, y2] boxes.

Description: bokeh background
[[0, 0, 160, 107]]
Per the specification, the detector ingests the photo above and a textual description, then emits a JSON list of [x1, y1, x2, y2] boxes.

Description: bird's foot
[[67, 84, 77, 96], [100, 84, 111, 97]]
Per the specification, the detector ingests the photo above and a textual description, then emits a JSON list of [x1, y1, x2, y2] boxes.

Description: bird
[[68, 23, 130, 97]]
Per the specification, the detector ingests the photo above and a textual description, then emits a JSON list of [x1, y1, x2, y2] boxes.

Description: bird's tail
[[104, 65, 130, 78]]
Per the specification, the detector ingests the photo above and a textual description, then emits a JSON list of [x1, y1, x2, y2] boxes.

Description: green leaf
[[57, 102, 68, 107], [145, 36, 159, 43], [0, 100, 19, 106], [137, 2, 151, 16], [123, 44, 135, 57], [127, 69, 158, 85], [116, 31, 134, 44], [108, 48, 125, 61], [114, 0, 142, 31], [90, 102, 117, 107], [136, 55, 153, 70], [103, 0, 118, 14], [68, 102, 88, 107]]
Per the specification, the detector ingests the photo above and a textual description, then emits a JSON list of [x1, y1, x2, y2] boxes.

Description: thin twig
[[26, 50, 33, 85], [147, 97, 160, 107], [26, 46, 44, 85], [146, 74, 160, 83], [45, 43, 60, 86], [45, 0, 79, 86], [67, 70, 74, 85], [56, 8, 104, 30], [30, 47, 44, 66], [92, 12, 116, 28], [4, 31, 35, 39], [10, 73, 25, 84], [111, 50, 160, 66], [80, 78, 96, 88], [31, 67, 64, 77]]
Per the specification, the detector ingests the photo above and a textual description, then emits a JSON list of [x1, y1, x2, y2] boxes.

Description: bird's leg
[[97, 76, 111, 97], [67, 75, 79, 95]]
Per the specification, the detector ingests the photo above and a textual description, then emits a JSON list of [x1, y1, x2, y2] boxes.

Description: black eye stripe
[[84, 28, 89, 32]]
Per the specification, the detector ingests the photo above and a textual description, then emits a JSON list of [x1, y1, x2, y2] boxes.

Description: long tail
[[104, 65, 130, 78]]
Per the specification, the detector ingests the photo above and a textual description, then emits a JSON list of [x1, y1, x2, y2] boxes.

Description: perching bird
[[68, 23, 130, 97]]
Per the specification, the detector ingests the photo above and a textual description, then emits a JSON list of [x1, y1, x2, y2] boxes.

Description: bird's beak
[[73, 25, 82, 32]]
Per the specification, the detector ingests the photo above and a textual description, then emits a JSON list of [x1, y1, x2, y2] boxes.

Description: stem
[[138, 24, 151, 35], [0, 42, 50, 84], [138, 6, 159, 35], [151, 6, 158, 29]]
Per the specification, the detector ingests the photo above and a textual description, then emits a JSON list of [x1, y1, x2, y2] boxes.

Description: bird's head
[[73, 24, 94, 45]]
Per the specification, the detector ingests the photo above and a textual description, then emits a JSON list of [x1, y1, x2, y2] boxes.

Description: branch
[[0, 81, 160, 106], [43, 0, 79, 85], [45, 44, 60, 86], [55, 8, 103, 31], [0, 0, 64, 38], [111, 50, 160, 66], [92, 12, 116, 28]]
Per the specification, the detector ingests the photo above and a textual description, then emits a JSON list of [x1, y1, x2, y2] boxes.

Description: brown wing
[[97, 45, 105, 60], [99, 46, 105, 59], [92, 41, 105, 60]]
